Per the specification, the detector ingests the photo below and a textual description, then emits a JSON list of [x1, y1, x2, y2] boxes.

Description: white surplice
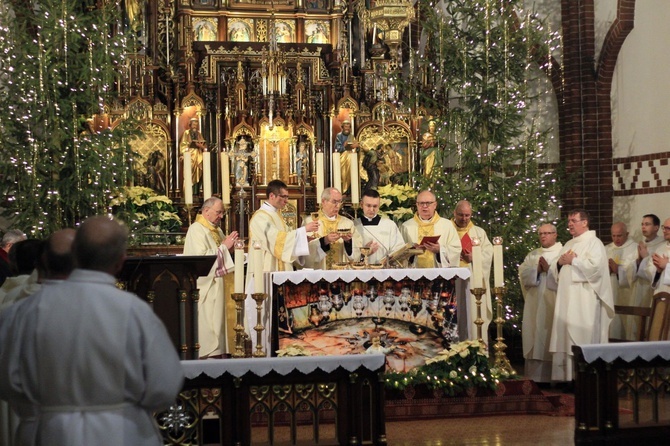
[[605, 238, 639, 339]]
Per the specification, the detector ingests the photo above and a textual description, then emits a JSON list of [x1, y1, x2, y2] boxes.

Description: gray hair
[[2, 229, 26, 249]]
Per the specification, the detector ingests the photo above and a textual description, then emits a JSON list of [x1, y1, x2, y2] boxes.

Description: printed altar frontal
[[262, 268, 472, 370]]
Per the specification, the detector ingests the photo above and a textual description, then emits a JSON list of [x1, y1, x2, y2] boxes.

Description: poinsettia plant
[[377, 184, 418, 224]]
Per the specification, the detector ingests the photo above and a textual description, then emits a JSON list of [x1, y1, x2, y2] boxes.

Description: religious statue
[[362, 144, 384, 191], [180, 118, 206, 196], [143, 150, 166, 193], [233, 136, 254, 186], [421, 120, 438, 176], [334, 120, 359, 193], [295, 141, 309, 184]]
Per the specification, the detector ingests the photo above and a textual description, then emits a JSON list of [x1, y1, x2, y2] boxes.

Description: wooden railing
[[154, 355, 387, 446], [573, 342, 670, 445]]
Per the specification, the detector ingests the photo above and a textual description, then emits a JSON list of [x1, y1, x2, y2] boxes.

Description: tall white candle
[[183, 153, 193, 205], [493, 239, 504, 287], [332, 152, 342, 192], [253, 241, 264, 293], [316, 151, 325, 201], [202, 150, 212, 199], [234, 242, 245, 293], [350, 151, 359, 204], [471, 240, 483, 289], [220, 152, 230, 205]]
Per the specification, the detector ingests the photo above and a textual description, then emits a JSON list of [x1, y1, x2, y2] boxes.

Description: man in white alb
[[354, 189, 406, 265], [605, 222, 638, 339]]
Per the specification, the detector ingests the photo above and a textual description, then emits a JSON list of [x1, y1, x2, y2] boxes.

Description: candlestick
[[220, 152, 231, 205], [253, 240, 264, 294], [493, 236, 504, 287], [203, 150, 212, 199], [350, 150, 359, 204], [316, 151, 325, 201], [471, 237, 483, 289], [332, 152, 342, 191], [183, 153, 193, 205], [234, 240, 245, 294]]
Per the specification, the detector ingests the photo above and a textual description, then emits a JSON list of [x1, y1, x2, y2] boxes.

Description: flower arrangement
[[110, 186, 183, 244], [377, 184, 418, 224], [276, 344, 312, 357], [384, 340, 513, 396]]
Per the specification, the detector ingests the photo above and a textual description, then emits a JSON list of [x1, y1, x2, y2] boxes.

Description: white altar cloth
[[181, 354, 386, 379], [578, 341, 670, 364], [270, 267, 471, 285]]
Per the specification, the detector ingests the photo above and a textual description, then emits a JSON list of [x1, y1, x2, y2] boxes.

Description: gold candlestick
[[493, 286, 516, 375], [231, 292, 247, 358], [471, 287, 486, 346], [252, 292, 268, 357]]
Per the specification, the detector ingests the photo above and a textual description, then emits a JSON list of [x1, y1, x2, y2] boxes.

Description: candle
[[493, 237, 504, 287], [253, 240, 264, 293], [220, 152, 230, 205], [202, 150, 212, 199], [471, 237, 483, 289], [183, 153, 193, 205], [234, 241, 245, 293], [372, 24, 377, 44], [316, 151, 325, 201], [350, 150, 359, 204], [332, 152, 342, 191]]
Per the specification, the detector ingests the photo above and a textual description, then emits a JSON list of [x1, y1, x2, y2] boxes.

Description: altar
[[255, 267, 471, 370]]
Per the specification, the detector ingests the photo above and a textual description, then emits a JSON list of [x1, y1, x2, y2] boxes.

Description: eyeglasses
[[329, 199, 343, 205], [662, 226, 670, 231], [417, 201, 436, 207], [278, 194, 289, 199], [568, 219, 584, 223], [539, 232, 556, 236]]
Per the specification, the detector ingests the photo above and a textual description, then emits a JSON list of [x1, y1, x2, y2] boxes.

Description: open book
[[384, 243, 424, 268]]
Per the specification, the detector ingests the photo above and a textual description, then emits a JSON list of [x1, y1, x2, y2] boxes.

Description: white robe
[[548, 230, 614, 381], [245, 202, 311, 355], [648, 241, 670, 295], [303, 213, 362, 269], [400, 215, 462, 268], [605, 238, 639, 339], [183, 221, 235, 357], [635, 235, 665, 308], [353, 216, 406, 265], [518, 242, 562, 382], [0, 269, 183, 446]]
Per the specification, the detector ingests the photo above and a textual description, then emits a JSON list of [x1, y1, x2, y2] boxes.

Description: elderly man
[[400, 190, 461, 269], [0, 230, 26, 286], [303, 187, 362, 269], [548, 209, 614, 383], [519, 224, 562, 383], [450, 200, 492, 340], [0, 216, 183, 446], [646, 217, 670, 296], [354, 189, 406, 265], [606, 222, 639, 339], [635, 214, 664, 309], [184, 197, 239, 358]]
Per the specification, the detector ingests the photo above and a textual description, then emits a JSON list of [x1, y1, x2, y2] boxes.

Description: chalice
[[310, 212, 320, 239], [360, 246, 372, 267]]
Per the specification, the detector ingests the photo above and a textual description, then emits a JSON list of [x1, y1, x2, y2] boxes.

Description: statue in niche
[[295, 141, 309, 184], [334, 120, 359, 193], [143, 150, 166, 193], [362, 144, 384, 191], [180, 118, 206, 196], [421, 120, 438, 176], [233, 136, 254, 187]]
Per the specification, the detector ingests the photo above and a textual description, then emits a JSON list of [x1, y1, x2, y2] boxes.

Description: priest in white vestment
[[519, 224, 562, 383], [245, 180, 318, 354], [0, 216, 183, 446], [605, 222, 639, 340], [449, 200, 492, 341], [184, 197, 239, 358], [400, 190, 462, 270], [354, 189, 406, 265], [303, 187, 362, 270], [548, 209, 614, 382], [634, 214, 664, 309], [646, 217, 670, 297]]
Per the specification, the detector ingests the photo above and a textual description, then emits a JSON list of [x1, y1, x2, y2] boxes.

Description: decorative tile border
[[613, 152, 670, 196]]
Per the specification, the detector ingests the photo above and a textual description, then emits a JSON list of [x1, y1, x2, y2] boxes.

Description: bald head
[[453, 200, 473, 229], [610, 222, 628, 247], [73, 216, 128, 274], [44, 228, 76, 279]]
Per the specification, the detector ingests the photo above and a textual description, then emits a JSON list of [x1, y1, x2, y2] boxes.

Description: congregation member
[[0, 215, 183, 446], [451, 200, 493, 340], [0, 239, 44, 311], [400, 190, 461, 269], [646, 217, 670, 296], [518, 224, 562, 383], [635, 214, 664, 309], [184, 197, 239, 358], [549, 209, 614, 383], [354, 189, 406, 265], [0, 230, 26, 286], [605, 222, 639, 339], [303, 187, 362, 269]]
